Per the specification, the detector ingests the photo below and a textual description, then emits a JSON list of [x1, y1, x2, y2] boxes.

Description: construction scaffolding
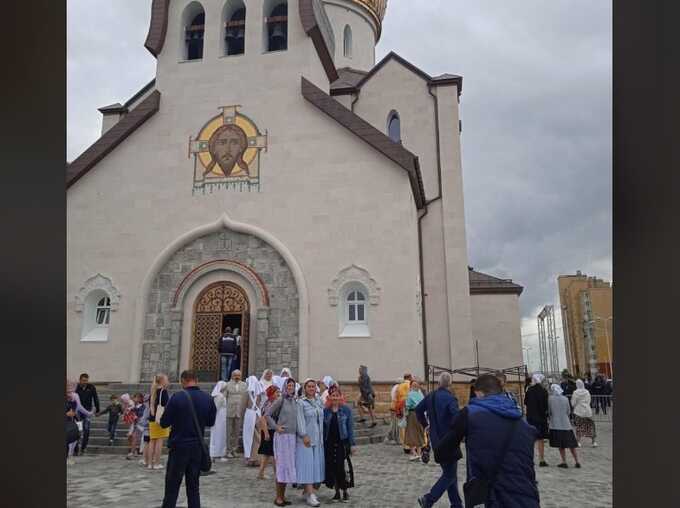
[[537, 305, 560, 378]]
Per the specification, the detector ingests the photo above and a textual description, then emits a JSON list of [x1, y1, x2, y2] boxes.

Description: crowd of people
[[66, 364, 610, 507]]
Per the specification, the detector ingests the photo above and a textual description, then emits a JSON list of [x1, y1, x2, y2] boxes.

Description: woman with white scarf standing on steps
[[209, 380, 228, 462], [243, 375, 265, 466]]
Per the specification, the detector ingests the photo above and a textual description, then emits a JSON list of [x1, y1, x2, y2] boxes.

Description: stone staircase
[[84, 383, 389, 456]]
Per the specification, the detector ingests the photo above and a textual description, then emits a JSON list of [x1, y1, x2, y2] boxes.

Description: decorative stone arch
[[130, 213, 309, 383], [172, 259, 270, 309], [75, 273, 121, 312], [327, 264, 381, 307]]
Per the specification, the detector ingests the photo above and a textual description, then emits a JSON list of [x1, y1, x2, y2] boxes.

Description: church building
[[67, 0, 524, 384]]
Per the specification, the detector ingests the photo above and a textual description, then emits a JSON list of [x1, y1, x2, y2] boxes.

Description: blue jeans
[[424, 460, 462, 508], [80, 416, 92, 451], [220, 354, 237, 381]]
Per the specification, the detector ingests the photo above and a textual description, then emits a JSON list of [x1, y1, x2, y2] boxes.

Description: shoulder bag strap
[[487, 418, 520, 486], [184, 390, 207, 444]]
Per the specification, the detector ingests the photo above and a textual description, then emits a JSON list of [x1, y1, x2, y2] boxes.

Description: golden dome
[[352, 0, 388, 25]]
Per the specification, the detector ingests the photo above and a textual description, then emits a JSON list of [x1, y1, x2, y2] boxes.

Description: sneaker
[[357, 418, 367, 423], [109, 439, 114, 446], [332, 492, 341, 501], [417, 496, 431, 508], [307, 493, 320, 507], [153, 464, 164, 470], [592, 442, 598, 448], [147, 465, 153, 470], [370, 422, 377, 428], [226, 452, 236, 458], [342, 491, 349, 502], [409, 455, 421, 462], [126, 454, 133, 460], [67, 458, 76, 466], [557, 463, 568, 469], [539, 461, 549, 467], [139, 459, 147, 466], [575, 463, 582, 468], [218, 457, 229, 462]]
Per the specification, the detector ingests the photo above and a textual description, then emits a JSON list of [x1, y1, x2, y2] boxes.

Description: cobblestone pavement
[[67, 424, 611, 507]]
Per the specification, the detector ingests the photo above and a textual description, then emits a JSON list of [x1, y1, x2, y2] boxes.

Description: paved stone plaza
[[67, 423, 611, 507]]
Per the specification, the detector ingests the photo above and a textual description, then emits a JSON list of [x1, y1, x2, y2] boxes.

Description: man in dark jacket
[[415, 372, 463, 508], [75, 373, 99, 453], [436, 374, 540, 508], [160, 370, 217, 508]]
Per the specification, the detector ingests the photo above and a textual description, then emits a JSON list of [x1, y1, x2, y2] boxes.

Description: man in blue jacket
[[415, 372, 463, 508], [436, 374, 540, 508], [160, 370, 216, 508]]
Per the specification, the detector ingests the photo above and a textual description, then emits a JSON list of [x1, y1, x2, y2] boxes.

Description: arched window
[[346, 290, 366, 323], [224, 1, 246, 56], [387, 110, 401, 143], [264, 1, 288, 52], [339, 283, 371, 337], [343, 25, 352, 58], [95, 296, 111, 326], [81, 290, 112, 342], [183, 3, 206, 60]]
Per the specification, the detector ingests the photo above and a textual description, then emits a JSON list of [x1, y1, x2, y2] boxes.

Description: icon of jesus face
[[208, 124, 249, 177]]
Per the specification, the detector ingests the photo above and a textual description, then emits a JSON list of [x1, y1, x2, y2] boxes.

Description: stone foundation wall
[[142, 230, 298, 381]]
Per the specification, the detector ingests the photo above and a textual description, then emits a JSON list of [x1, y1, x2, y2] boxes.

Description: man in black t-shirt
[[75, 373, 100, 453], [218, 327, 240, 381]]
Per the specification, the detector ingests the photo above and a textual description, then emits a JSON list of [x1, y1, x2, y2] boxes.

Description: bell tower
[[322, 0, 387, 71]]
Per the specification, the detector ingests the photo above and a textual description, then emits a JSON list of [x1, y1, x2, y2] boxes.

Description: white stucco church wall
[[67, 0, 524, 384]]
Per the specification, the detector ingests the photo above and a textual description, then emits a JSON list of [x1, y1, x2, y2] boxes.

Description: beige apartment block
[[558, 271, 613, 378]]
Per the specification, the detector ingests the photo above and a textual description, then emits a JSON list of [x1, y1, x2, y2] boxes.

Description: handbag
[[463, 418, 519, 508], [154, 389, 165, 424], [397, 415, 407, 428], [184, 390, 212, 473], [66, 420, 80, 445]]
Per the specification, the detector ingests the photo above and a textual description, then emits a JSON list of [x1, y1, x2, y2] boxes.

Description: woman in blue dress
[[296, 378, 325, 507]]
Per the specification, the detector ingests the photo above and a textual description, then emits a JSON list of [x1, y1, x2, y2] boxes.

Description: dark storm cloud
[[67, 1, 612, 367]]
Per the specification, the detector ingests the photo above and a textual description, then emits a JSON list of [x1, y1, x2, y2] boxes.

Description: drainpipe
[[418, 205, 429, 379]]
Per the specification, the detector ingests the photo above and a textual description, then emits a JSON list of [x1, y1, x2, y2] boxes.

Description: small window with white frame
[[81, 290, 112, 342], [340, 283, 370, 337]]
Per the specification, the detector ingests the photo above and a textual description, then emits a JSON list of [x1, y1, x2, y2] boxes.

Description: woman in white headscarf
[[261, 369, 274, 391], [243, 375, 265, 466], [548, 383, 581, 468], [524, 373, 549, 466], [209, 380, 228, 461], [320, 376, 335, 405], [571, 379, 597, 447]]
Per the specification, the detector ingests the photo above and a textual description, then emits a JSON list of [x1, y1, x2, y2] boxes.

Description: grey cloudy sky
[[68, 1, 612, 371]]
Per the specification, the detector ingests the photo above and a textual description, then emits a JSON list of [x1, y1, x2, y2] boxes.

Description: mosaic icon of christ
[[205, 124, 250, 178]]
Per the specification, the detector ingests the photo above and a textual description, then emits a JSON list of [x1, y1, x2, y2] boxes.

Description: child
[[137, 396, 153, 468], [124, 393, 145, 460], [97, 394, 123, 445]]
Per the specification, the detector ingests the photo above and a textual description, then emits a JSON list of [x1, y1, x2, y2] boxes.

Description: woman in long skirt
[[258, 385, 280, 479], [296, 379, 325, 507], [548, 384, 581, 468], [323, 385, 355, 502], [571, 379, 598, 447], [209, 381, 228, 461], [267, 377, 299, 507], [525, 373, 550, 466], [243, 375, 264, 466], [403, 380, 426, 461]]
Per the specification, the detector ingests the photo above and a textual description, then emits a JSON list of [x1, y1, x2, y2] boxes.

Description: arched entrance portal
[[191, 281, 250, 382]]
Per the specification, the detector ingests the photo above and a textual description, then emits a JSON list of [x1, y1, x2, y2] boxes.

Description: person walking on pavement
[[222, 369, 248, 458], [548, 384, 581, 468], [571, 379, 598, 448], [415, 372, 463, 508], [434, 374, 540, 508], [75, 373, 100, 454], [525, 373, 550, 467], [357, 365, 377, 428], [159, 370, 217, 508]]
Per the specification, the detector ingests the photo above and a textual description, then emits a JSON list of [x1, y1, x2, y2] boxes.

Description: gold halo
[[197, 114, 259, 177]]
